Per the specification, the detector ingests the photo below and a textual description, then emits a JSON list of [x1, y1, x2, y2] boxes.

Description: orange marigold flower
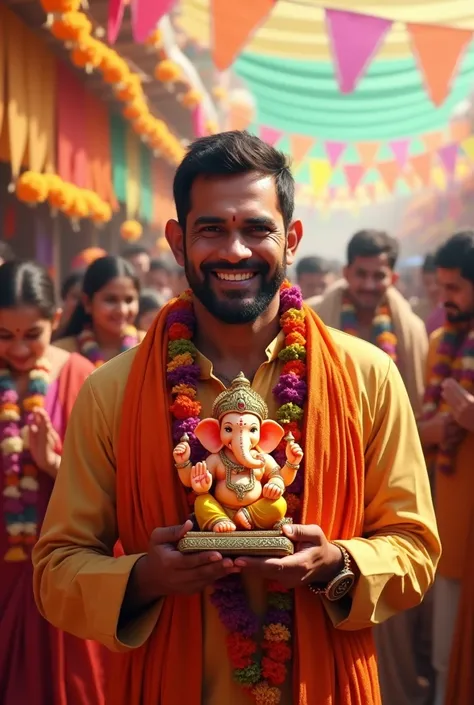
[[262, 657, 287, 686], [170, 395, 202, 419], [377, 332, 397, 345], [285, 331, 306, 346], [5, 474, 19, 486], [282, 319, 305, 336], [280, 280, 292, 290], [22, 464, 38, 478], [172, 383, 196, 398], [167, 352, 194, 372], [253, 682, 281, 705], [281, 360, 306, 378], [23, 395, 45, 411], [280, 308, 304, 325], [263, 624, 291, 642], [263, 640, 292, 663], [168, 322, 193, 341]]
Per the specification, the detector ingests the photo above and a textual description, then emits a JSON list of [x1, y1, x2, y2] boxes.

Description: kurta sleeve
[[32, 376, 163, 652], [322, 358, 441, 630]]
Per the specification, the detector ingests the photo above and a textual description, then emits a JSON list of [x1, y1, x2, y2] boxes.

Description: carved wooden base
[[177, 530, 294, 557]]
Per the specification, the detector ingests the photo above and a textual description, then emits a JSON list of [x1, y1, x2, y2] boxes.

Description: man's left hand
[[442, 379, 474, 433], [234, 524, 345, 589]]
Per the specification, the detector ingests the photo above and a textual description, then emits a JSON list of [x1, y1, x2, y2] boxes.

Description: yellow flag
[[432, 166, 446, 190], [309, 159, 332, 196], [461, 136, 474, 161]]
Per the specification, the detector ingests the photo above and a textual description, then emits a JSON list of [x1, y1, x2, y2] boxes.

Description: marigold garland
[[78, 325, 138, 367], [341, 293, 397, 362], [165, 282, 308, 703], [421, 325, 474, 474]]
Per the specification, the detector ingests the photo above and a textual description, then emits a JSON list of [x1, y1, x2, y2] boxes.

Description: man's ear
[[286, 220, 303, 266], [165, 219, 185, 267]]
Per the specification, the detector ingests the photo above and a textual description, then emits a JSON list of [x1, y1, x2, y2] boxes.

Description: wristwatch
[[308, 544, 356, 602]]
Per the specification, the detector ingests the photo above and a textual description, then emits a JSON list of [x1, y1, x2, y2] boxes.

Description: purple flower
[[21, 490, 38, 505], [172, 418, 207, 462], [167, 364, 201, 388], [3, 498, 23, 513], [264, 608, 292, 628], [0, 389, 18, 403], [3, 458, 20, 473], [279, 286, 303, 314], [0, 422, 20, 438], [272, 450, 286, 467], [273, 374, 307, 406], [166, 309, 196, 331]]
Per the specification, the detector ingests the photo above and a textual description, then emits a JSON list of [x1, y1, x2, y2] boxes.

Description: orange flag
[[451, 119, 471, 144], [290, 134, 315, 164], [410, 152, 433, 187], [378, 160, 399, 192], [356, 142, 380, 168], [422, 131, 444, 152], [211, 0, 275, 71], [407, 23, 473, 105]]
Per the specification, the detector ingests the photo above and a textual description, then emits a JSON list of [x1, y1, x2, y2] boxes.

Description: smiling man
[[33, 131, 439, 705]]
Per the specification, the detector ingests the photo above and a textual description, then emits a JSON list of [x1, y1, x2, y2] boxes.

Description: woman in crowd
[[55, 255, 142, 366], [136, 288, 166, 332], [53, 270, 84, 340], [0, 260, 105, 704]]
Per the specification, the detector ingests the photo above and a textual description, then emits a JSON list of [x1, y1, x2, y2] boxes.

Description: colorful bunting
[[410, 153, 433, 187], [211, 0, 275, 71], [378, 160, 399, 192], [407, 23, 473, 106], [422, 131, 444, 153], [355, 142, 380, 167], [107, 0, 126, 44], [461, 136, 474, 162], [259, 125, 283, 147], [132, 0, 176, 43], [325, 140, 346, 166], [437, 144, 458, 178], [325, 9, 392, 93], [389, 139, 411, 169], [289, 134, 315, 164], [309, 159, 332, 195], [344, 164, 365, 193], [451, 120, 471, 144]]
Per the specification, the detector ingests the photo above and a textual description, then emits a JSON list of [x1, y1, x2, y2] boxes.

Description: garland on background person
[[0, 358, 52, 562], [166, 282, 308, 705], [78, 325, 139, 367], [341, 292, 397, 362], [421, 324, 474, 474]]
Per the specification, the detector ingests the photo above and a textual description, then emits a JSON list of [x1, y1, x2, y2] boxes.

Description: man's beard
[[184, 257, 286, 324], [445, 303, 474, 324]]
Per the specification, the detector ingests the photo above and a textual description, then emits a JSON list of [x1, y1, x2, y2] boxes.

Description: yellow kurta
[[428, 328, 474, 580], [33, 328, 440, 705]]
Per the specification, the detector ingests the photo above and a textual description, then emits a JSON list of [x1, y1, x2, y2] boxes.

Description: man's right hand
[[123, 520, 237, 616], [418, 412, 461, 447]]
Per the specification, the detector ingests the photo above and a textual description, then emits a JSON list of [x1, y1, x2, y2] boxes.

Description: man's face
[[298, 272, 331, 300], [343, 254, 396, 312], [422, 271, 440, 306], [128, 253, 150, 282], [148, 267, 170, 292], [437, 268, 474, 323], [166, 172, 302, 324]]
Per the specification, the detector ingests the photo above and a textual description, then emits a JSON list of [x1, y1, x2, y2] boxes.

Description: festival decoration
[[70, 35, 105, 73], [15, 171, 49, 205], [108, 0, 176, 44], [50, 11, 91, 42], [78, 325, 139, 367], [144, 29, 163, 50], [180, 88, 203, 109], [120, 219, 143, 241], [154, 59, 182, 86], [40, 0, 81, 26]]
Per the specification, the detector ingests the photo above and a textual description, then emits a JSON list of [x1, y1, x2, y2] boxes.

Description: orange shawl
[[113, 301, 380, 705]]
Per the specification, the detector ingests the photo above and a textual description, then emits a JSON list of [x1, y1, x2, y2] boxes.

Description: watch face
[[327, 572, 355, 602]]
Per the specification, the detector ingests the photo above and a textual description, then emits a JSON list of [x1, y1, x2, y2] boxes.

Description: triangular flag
[[451, 119, 471, 144], [461, 136, 474, 161], [432, 166, 447, 190], [422, 131, 444, 153], [108, 0, 126, 43], [378, 160, 400, 192], [355, 142, 380, 167], [410, 153, 433, 187], [211, 0, 275, 71], [290, 134, 316, 164], [192, 104, 207, 138], [131, 0, 175, 43], [259, 126, 283, 147], [325, 9, 392, 93], [438, 144, 458, 177], [407, 23, 473, 105], [344, 164, 365, 193], [325, 141, 346, 166], [309, 159, 332, 196], [389, 139, 411, 169]]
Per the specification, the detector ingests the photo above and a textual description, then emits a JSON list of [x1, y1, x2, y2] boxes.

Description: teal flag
[[139, 143, 153, 223], [110, 113, 127, 204]]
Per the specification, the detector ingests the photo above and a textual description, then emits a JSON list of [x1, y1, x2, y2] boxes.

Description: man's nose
[[219, 233, 252, 263]]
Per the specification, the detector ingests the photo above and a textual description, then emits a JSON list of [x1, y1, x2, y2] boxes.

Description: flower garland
[[341, 293, 397, 362], [1, 358, 51, 562], [78, 324, 139, 367], [166, 282, 308, 705], [421, 324, 474, 474]]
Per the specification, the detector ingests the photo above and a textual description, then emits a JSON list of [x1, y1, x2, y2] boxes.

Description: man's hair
[[347, 230, 399, 269], [0, 241, 15, 262], [120, 244, 149, 259], [150, 257, 172, 273], [434, 231, 474, 285], [422, 253, 436, 274], [295, 256, 329, 278], [173, 131, 295, 230]]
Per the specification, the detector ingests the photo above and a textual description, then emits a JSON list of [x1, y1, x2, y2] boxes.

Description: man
[[121, 244, 151, 285], [147, 258, 173, 300], [294, 255, 333, 300], [418, 232, 474, 705], [312, 230, 428, 414], [412, 254, 445, 335], [32, 131, 439, 705]]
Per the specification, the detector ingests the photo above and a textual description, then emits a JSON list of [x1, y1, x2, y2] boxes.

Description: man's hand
[[234, 524, 344, 589], [418, 412, 462, 447], [442, 379, 474, 433], [122, 520, 238, 618]]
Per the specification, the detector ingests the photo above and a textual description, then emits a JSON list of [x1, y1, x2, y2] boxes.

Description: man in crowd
[[147, 258, 173, 300], [312, 229, 432, 705], [121, 244, 151, 285], [413, 253, 445, 335], [33, 131, 439, 705], [418, 231, 474, 705], [294, 255, 333, 300]]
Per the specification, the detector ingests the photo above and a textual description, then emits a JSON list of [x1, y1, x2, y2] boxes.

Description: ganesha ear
[[194, 418, 223, 453], [258, 420, 285, 453]]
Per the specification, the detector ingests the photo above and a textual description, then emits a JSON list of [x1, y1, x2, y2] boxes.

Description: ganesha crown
[[212, 371, 268, 421]]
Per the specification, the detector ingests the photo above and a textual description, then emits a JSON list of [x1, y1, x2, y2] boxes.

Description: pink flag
[[107, 0, 126, 44], [132, 0, 176, 42], [389, 139, 411, 168], [325, 141, 346, 166], [438, 143, 458, 177], [192, 104, 207, 138], [325, 9, 393, 93], [259, 126, 283, 146], [344, 164, 365, 192]]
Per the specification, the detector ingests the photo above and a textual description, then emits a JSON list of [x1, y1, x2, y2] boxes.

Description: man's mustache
[[444, 303, 460, 313]]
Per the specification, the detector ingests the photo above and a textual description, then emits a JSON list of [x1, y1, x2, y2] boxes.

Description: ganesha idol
[[173, 372, 304, 555]]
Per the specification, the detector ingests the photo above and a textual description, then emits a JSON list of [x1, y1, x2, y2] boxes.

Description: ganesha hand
[[263, 480, 284, 500], [191, 461, 213, 494], [285, 440, 303, 467], [173, 441, 191, 466]]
